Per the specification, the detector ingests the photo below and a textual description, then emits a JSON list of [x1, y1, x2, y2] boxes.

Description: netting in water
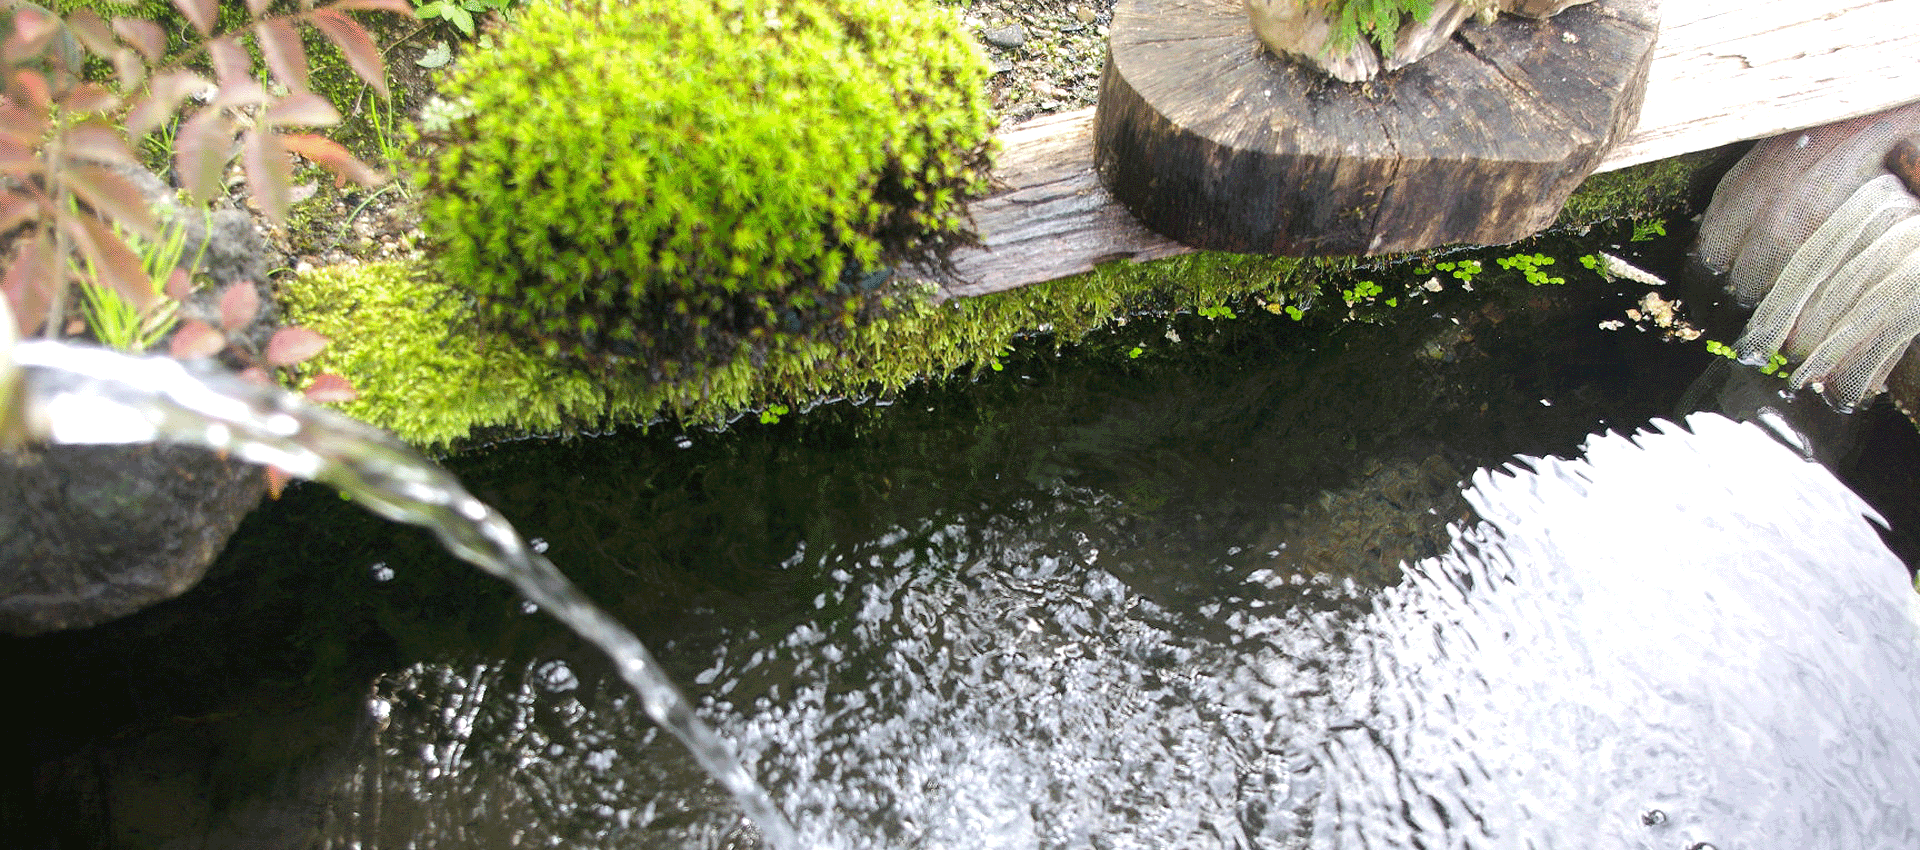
[[1694, 100, 1920, 410], [1735, 175, 1920, 363]]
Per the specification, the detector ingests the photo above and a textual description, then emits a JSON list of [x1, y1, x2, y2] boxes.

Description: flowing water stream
[[7, 225, 1920, 849], [1, 340, 799, 848]]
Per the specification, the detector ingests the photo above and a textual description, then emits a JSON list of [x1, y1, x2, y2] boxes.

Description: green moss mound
[[418, 0, 994, 377]]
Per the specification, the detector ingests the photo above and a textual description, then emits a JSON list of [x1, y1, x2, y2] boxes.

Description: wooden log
[[1091, 0, 1660, 256], [915, 0, 1920, 301]]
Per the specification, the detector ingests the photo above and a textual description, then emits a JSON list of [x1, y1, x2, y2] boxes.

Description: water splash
[[1, 339, 799, 849]]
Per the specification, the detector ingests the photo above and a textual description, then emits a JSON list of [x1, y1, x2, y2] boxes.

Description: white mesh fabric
[[1695, 116, 1885, 274], [1736, 175, 1920, 362], [1791, 251, 1920, 410], [1775, 217, 1920, 361], [1729, 101, 1920, 304]]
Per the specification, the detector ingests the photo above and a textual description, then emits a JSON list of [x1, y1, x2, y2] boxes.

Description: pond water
[[7, 221, 1920, 849]]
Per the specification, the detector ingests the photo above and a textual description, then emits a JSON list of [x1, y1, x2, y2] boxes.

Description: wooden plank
[[1608, 0, 1920, 168], [929, 109, 1187, 300], [919, 0, 1920, 300]]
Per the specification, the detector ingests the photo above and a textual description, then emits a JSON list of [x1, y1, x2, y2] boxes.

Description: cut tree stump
[[1092, 0, 1660, 256]]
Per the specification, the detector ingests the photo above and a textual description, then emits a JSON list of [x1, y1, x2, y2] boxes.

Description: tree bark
[[1093, 0, 1659, 256]]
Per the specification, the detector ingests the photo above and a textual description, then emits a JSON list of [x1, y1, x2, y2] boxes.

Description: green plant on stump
[[1322, 0, 1441, 53], [418, 0, 995, 379]]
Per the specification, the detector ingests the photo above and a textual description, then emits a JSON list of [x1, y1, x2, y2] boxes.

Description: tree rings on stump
[[1092, 0, 1660, 256]]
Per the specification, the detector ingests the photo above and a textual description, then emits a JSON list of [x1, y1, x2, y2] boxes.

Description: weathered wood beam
[[920, 0, 1920, 300]]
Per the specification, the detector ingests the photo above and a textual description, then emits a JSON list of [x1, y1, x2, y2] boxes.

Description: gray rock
[[0, 442, 266, 636], [983, 23, 1028, 50]]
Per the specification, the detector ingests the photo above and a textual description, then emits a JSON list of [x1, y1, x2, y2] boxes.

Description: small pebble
[[983, 23, 1028, 49], [1073, 5, 1097, 23]]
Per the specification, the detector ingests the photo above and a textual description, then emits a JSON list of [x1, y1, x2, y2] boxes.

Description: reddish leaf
[[67, 214, 154, 310], [9, 69, 50, 111], [322, 0, 416, 16], [0, 101, 47, 144], [58, 82, 119, 115], [254, 18, 308, 91], [5, 6, 60, 63], [266, 326, 329, 367], [0, 191, 37, 233], [64, 10, 117, 57], [237, 365, 270, 384], [61, 164, 158, 239], [303, 372, 358, 402], [110, 47, 144, 90], [208, 34, 253, 88], [2, 277, 45, 336], [63, 121, 137, 165], [264, 464, 292, 499], [175, 109, 234, 204], [169, 319, 227, 359], [172, 0, 217, 36], [243, 129, 293, 225], [110, 17, 165, 62], [263, 92, 340, 127], [2, 235, 55, 336], [163, 267, 191, 301], [281, 133, 383, 187], [127, 71, 209, 138], [0, 136, 38, 175], [311, 9, 386, 97], [211, 80, 268, 110], [218, 281, 259, 332]]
